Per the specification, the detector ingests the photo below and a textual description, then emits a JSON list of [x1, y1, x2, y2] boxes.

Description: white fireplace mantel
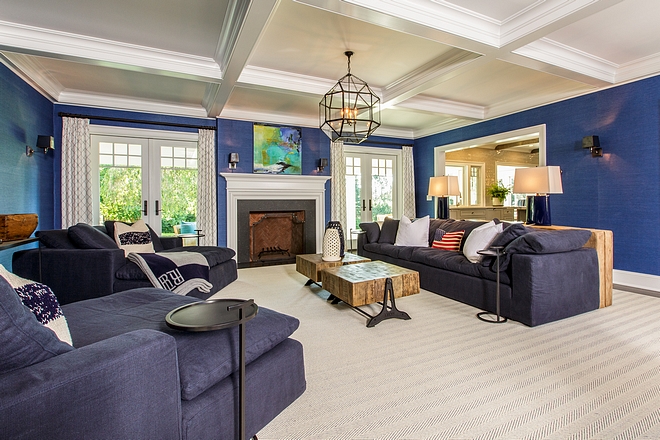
[[220, 173, 331, 253]]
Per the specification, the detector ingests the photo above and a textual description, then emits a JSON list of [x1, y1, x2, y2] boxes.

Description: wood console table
[[530, 225, 613, 308]]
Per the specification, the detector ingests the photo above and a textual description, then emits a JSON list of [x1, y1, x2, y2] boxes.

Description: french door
[[91, 134, 198, 235], [345, 148, 399, 235]]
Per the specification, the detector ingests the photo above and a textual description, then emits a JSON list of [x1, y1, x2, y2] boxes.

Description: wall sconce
[[582, 135, 602, 157], [228, 152, 239, 171], [317, 158, 328, 172], [26, 135, 54, 156]]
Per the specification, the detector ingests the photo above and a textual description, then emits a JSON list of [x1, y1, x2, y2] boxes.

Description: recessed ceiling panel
[[249, 0, 458, 87], [423, 59, 592, 107], [444, 0, 540, 22], [224, 86, 321, 120], [0, 0, 228, 57], [380, 107, 460, 131], [545, 0, 660, 65]]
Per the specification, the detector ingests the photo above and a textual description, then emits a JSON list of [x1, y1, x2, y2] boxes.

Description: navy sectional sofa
[[12, 223, 238, 304], [357, 218, 600, 326], [0, 280, 306, 439]]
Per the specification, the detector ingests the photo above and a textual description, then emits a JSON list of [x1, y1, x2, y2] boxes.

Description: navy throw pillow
[[481, 223, 530, 267], [359, 222, 380, 243], [378, 218, 399, 244], [36, 230, 77, 249], [68, 223, 118, 249], [0, 276, 73, 374]]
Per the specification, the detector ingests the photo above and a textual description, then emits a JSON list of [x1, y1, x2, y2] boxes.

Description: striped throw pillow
[[432, 230, 465, 251]]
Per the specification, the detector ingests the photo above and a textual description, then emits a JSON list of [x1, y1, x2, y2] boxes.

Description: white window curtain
[[197, 129, 217, 246], [330, 140, 347, 231], [61, 117, 93, 228], [402, 145, 416, 219]]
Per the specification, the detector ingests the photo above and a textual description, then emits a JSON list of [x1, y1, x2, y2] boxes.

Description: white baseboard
[[613, 269, 660, 293]]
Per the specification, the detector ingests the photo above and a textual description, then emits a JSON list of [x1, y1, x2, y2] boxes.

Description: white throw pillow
[[114, 219, 155, 256], [462, 221, 504, 263], [394, 215, 430, 247]]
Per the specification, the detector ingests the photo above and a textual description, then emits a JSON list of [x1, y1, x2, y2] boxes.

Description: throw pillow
[[432, 230, 464, 251], [105, 220, 164, 251], [113, 219, 155, 256], [36, 230, 77, 249], [68, 223, 118, 249], [180, 221, 197, 234], [378, 217, 399, 244], [0, 265, 73, 346], [481, 223, 529, 267], [0, 275, 73, 375], [359, 222, 380, 243], [462, 221, 504, 263], [394, 215, 430, 247]]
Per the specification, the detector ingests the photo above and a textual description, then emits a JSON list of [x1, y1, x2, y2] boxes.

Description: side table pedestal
[[476, 247, 507, 324]]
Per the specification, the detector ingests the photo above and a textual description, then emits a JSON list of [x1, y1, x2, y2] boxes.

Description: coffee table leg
[[327, 294, 341, 304], [304, 279, 314, 286], [367, 277, 411, 327]]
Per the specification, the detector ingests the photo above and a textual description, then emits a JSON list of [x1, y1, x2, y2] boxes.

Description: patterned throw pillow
[[432, 230, 465, 251], [0, 265, 72, 345], [113, 219, 155, 256]]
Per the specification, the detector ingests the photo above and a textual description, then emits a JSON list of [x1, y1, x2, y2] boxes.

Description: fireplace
[[221, 173, 330, 268], [249, 210, 304, 265]]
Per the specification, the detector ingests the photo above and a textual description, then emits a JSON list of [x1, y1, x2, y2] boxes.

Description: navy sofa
[[358, 218, 600, 326], [12, 223, 238, 304], [0, 279, 306, 439]]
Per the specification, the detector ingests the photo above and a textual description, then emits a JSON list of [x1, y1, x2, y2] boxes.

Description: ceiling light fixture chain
[[319, 51, 380, 144]]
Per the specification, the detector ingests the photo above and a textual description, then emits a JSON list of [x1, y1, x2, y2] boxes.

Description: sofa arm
[[510, 248, 600, 326], [12, 248, 127, 305], [160, 236, 183, 249], [0, 329, 181, 440]]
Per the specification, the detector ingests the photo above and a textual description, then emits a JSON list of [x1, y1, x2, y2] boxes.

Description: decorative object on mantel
[[322, 228, 341, 262], [325, 220, 345, 257], [0, 214, 39, 240], [319, 51, 380, 144], [253, 123, 302, 174], [427, 176, 461, 219], [26, 135, 54, 157], [513, 166, 563, 226], [486, 180, 511, 206]]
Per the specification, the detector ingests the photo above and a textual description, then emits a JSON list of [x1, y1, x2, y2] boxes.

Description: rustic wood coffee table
[[321, 261, 420, 327], [296, 253, 370, 285]]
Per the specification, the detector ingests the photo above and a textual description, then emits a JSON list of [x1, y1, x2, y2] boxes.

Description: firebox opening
[[248, 210, 305, 267]]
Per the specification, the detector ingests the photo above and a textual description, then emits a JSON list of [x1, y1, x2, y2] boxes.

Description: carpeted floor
[[212, 264, 660, 439]]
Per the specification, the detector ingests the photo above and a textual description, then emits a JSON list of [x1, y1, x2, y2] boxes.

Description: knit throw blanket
[[127, 251, 212, 295]]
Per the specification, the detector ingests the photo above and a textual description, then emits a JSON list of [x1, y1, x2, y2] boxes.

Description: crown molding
[[616, 52, 660, 83], [0, 20, 223, 82], [57, 91, 209, 118], [513, 37, 617, 83], [395, 95, 484, 120], [238, 65, 341, 96], [0, 52, 62, 99]]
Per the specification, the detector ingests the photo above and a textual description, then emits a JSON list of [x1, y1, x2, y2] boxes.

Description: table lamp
[[512, 166, 563, 226], [428, 176, 461, 219]]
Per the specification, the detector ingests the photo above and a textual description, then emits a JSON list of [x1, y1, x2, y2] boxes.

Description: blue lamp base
[[526, 195, 552, 226], [436, 197, 450, 219]]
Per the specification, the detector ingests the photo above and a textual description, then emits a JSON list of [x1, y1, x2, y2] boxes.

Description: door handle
[[369, 199, 372, 211], [155, 200, 160, 215], [362, 199, 366, 211], [142, 200, 148, 216]]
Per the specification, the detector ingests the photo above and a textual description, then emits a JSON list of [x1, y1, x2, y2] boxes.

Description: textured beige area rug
[[212, 264, 660, 440]]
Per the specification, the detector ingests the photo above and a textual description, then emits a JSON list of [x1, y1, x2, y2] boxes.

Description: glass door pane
[[157, 140, 198, 235], [371, 157, 393, 222], [345, 156, 362, 231]]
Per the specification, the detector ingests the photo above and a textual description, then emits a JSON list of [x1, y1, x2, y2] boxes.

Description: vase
[[492, 197, 504, 206], [325, 221, 345, 257], [322, 228, 341, 261]]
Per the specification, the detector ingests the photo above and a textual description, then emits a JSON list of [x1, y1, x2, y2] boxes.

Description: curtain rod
[[57, 112, 216, 131], [346, 140, 414, 147]]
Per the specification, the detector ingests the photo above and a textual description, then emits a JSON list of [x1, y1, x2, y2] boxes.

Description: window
[[445, 162, 484, 206], [496, 164, 529, 207]]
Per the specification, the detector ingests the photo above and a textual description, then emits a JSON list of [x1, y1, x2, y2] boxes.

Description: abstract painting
[[253, 124, 302, 174]]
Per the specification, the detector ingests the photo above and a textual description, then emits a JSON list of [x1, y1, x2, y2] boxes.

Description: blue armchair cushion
[[62, 288, 300, 401], [68, 223, 118, 249], [0, 276, 73, 374], [36, 229, 77, 249]]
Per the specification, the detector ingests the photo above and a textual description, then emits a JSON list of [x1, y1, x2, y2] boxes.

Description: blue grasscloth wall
[[414, 75, 660, 276], [0, 64, 54, 269]]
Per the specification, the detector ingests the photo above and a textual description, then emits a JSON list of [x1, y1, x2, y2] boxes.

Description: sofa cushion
[[394, 215, 429, 247], [481, 223, 529, 267], [410, 248, 510, 284], [462, 221, 503, 263], [113, 220, 155, 256], [363, 242, 402, 259], [62, 288, 300, 401], [105, 220, 164, 252], [36, 229, 77, 249], [440, 220, 488, 250], [0, 276, 73, 374], [428, 219, 455, 246], [378, 218, 399, 244], [359, 222, 380, 243], [0, 265, 72, 344], [68, 223, 119, 249]]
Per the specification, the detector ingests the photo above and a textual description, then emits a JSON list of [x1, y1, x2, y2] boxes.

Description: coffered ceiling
[[1, 0, 658, 139]]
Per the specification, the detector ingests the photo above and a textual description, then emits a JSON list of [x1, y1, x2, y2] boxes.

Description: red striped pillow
[[432, 230, 465, 251]]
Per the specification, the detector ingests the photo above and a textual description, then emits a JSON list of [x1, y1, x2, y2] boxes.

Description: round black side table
[[166, 299, 258, 440], [476, 246, 508, 324]]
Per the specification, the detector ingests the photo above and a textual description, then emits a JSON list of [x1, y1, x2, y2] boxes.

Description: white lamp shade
[[428, 175, 461, 197], [513, 166, 563, 194]]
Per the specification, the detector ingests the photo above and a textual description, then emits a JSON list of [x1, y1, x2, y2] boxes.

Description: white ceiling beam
[[395, 95, 485, 120], [237, 65, 341, 97], [0, 20, 223, 83], [205, 0, 280, 117]]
